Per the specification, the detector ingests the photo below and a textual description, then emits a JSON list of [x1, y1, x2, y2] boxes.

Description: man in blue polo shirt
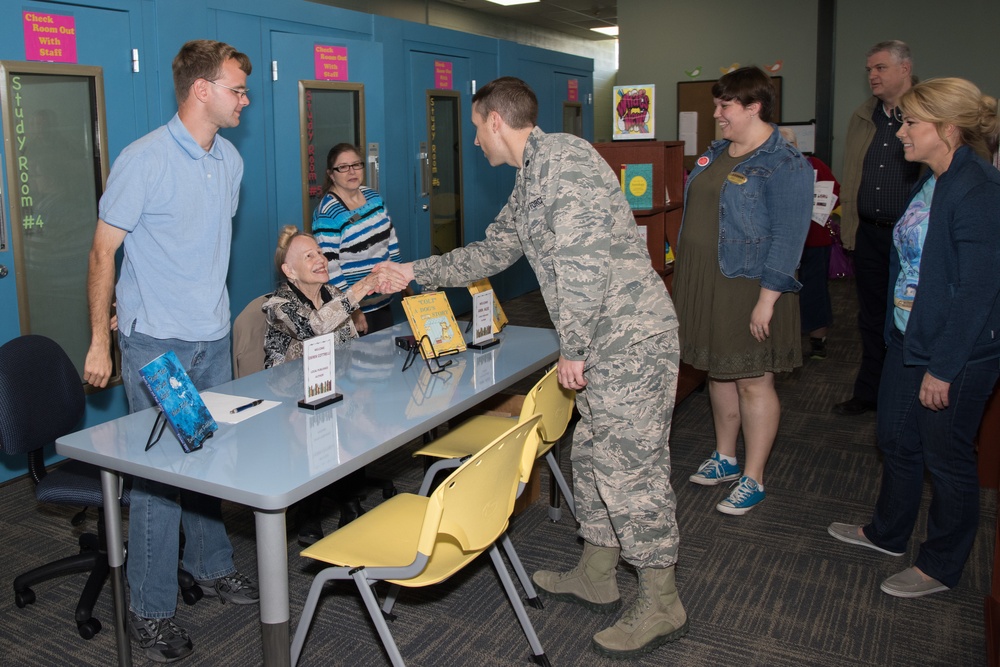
[[84, 40, 256, 664]]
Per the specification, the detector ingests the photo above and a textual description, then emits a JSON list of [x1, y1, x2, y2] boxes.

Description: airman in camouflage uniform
[[393, 77, 687, 658]]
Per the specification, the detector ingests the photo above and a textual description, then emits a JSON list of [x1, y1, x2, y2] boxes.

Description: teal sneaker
[[716, 476, 765, 515], [689, 451, 741, 486]]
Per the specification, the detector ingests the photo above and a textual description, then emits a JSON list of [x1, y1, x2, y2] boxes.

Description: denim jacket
[[681, 127, 813, 293]]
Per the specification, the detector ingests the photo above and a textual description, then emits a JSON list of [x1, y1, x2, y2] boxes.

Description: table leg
[[100, 469, 131, 667], [254, 509, 290, 667]]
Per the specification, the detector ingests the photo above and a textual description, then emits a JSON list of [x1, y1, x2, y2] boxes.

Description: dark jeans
[[799, 245, 832, 333], [864, 332, 999, 587], [851, 222, 894, 405]]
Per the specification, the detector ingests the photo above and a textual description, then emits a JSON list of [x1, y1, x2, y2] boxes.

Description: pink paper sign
[[23, 11, 78, 64], [315, 44, 348, 81], [434, 61, 453, 90], [568, 79, 579, 102]]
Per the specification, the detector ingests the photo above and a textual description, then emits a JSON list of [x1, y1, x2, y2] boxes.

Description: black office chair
[[0, 335, 200, 640]]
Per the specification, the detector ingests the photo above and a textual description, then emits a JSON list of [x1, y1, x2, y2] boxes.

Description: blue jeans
[[864, 331, 999, 588], [120, 327, 236, 618]]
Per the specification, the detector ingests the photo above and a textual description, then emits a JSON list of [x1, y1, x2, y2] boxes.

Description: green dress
[[673, 151, 801, 379]]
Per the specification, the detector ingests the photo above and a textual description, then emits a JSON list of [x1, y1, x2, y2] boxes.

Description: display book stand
[[400, 290, 470, 373], [139, 350, 218, 453]]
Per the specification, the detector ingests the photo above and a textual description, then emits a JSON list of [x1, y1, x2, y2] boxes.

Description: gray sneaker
[[195, 571, 259, 605], [827, 522, 905, 557], [881, 567, 949, 598], [128, 612, 193, 663]]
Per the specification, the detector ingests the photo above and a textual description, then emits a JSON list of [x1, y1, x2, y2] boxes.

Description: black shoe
[[833, 397, 875, 416], [128, 612, 193, 663], [297, 521, 324, 546], [195, 572, 259, 605], [337, 497, 364, 528], [809, 337, 827, 360]]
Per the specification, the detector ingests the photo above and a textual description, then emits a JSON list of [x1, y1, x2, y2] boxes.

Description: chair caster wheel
[[15, 588, 36, 608], [78, 617, 102, 639], [181, 585, 204, 605]]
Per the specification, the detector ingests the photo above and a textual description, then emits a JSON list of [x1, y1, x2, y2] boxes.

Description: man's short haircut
[[712, 66, 777, 123], [472, 76, 538, 129], [173, 40, 252, 105], [867, 40, 913, 66]]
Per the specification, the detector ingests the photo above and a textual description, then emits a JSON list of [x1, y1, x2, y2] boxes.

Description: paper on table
[[201, 392, 280, 424]]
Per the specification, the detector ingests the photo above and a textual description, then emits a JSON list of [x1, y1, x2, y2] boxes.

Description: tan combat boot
[[591, 565, 688, 658], [531, 542, 621, 612]]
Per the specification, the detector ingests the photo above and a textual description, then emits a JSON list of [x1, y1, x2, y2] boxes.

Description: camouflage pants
[[571, 330, 679, 568]]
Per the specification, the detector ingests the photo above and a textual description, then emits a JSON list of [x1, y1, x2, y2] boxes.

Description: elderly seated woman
[[263, 225, 403, 543], [263, 225, 387, 367]]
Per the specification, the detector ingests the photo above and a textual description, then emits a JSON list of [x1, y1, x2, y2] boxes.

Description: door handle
[[367, 142, 380, 192], [418, 142, 430, 198]]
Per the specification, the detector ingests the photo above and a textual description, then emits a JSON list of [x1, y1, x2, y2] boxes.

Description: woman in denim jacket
[[674, 67, 812, 516], [829, 78, 1000, 598]]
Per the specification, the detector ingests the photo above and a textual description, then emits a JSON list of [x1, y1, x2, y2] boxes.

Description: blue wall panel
[[0, 0, 592, 482]]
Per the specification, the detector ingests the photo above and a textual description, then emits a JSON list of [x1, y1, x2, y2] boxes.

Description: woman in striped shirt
[[312, 143, 406, 334]]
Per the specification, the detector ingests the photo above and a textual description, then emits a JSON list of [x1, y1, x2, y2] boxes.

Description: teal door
[[0, 4, 141, 357], [270, 32, 385, 233], [0, 2, 143, 477], [407, 51, 472, 258]]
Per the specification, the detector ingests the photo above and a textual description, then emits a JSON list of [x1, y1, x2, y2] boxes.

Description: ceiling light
[[484, 0, 540, 6], [591, 26, 619, 37]]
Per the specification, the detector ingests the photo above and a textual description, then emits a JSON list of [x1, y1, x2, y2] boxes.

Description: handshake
[[358, 261, 415, 296]]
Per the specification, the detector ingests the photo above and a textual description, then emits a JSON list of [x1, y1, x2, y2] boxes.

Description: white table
[[56, 324, 560, 666]]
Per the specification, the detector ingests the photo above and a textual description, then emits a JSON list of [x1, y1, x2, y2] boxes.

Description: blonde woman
[[829, 78, 1000, 598]]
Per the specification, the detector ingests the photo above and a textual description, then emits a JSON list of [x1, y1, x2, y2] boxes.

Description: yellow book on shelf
[[402, 292, 467, 359], [467, 278, 509, 334]]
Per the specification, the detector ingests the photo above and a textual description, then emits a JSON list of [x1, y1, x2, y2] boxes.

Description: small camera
[[395, 335, 418, 351]]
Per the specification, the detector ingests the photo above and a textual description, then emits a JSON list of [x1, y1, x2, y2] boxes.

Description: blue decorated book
[[139, 351, 217, 453]]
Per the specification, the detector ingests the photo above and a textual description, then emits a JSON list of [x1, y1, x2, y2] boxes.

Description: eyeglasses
[[206, 79, 250, 101], [331, 161, 365, 173]]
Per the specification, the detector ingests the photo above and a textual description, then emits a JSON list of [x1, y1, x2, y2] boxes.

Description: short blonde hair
[[274, 225, 312, 275], [898, 77, 999, 159]]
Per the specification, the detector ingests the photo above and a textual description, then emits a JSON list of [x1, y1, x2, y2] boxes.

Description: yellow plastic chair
[[290, 416, 549, 667], [410, 365, 576, 608]]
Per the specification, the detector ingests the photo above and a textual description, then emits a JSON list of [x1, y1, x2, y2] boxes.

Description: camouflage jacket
[[413, 127, 676, 368]]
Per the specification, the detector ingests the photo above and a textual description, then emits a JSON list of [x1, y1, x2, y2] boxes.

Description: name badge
[[727, 172, 748, 185]]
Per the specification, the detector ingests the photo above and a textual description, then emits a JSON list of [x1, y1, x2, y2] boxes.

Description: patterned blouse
[[262, 281, 358, 369]]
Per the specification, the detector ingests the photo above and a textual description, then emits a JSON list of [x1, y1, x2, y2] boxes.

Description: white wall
[[618, 0, 818, 145], [619, 0, 1000, 179]]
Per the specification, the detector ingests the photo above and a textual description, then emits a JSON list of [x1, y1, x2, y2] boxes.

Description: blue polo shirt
[[99, 114, 242, 341]]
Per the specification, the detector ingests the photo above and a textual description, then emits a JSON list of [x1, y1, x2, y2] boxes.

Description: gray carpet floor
[[0, 276, 994, 666]]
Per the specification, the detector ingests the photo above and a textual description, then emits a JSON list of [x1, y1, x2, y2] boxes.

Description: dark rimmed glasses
[[331, 161, 365, 173]]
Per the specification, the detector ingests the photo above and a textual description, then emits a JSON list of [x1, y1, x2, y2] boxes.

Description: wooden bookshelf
[[593, 141, 685, 279]]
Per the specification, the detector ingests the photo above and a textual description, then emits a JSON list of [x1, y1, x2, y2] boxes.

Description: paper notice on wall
[[679, 111, 698, 155]]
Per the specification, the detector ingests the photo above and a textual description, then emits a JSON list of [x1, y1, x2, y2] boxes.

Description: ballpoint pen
[[230, 399, 263, 414]]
